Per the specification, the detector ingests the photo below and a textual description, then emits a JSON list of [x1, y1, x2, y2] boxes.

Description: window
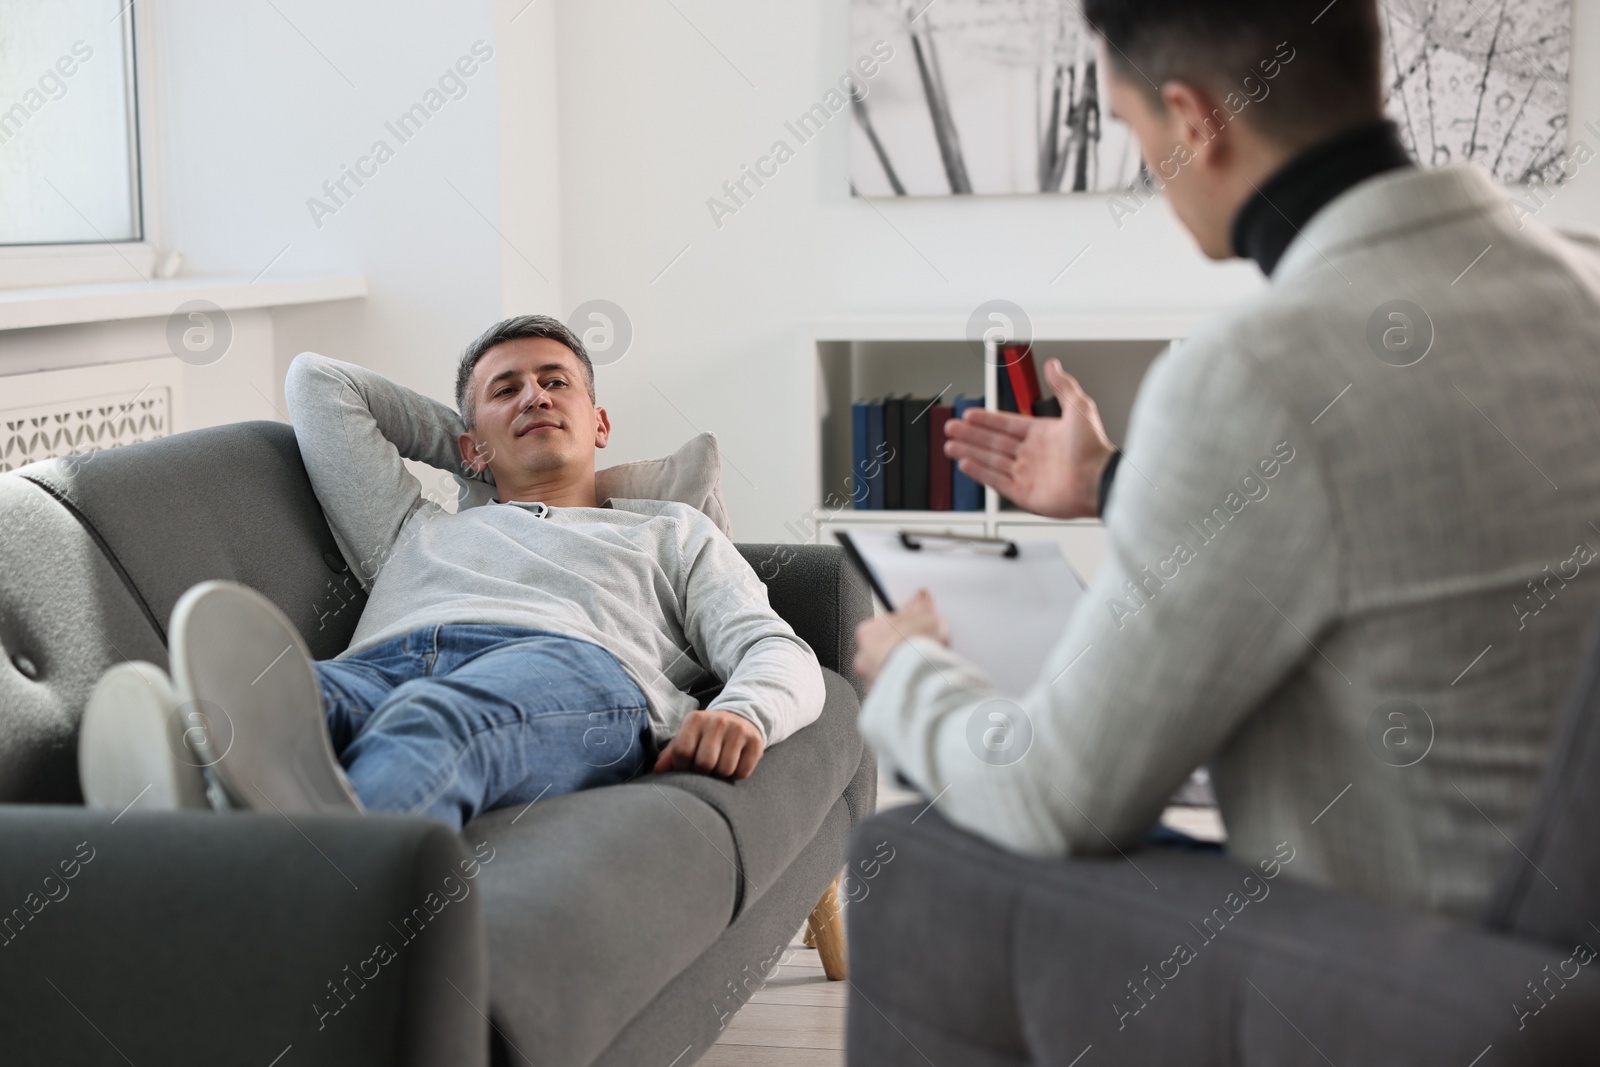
[[0, 1, 147, 284]]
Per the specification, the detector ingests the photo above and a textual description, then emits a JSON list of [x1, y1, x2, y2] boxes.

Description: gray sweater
[[859, 164, 1600, 919], [283, 352, 825, 747]]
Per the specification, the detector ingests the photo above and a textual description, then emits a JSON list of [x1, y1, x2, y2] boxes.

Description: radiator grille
[[0, 386, 172, 473]]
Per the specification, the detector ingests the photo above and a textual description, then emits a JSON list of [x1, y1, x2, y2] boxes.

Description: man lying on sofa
[[80, 315, 825, 830], [851, 0, 1600, 921]]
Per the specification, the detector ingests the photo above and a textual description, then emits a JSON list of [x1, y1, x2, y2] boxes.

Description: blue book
[[997, 361, 1018, 413], [952, 396, 983, 511], [864, 400, 886, 510], [850, 401, 874, 510]]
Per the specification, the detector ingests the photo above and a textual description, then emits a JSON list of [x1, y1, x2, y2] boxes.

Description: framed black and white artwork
[[848, 0, 1574, 197]]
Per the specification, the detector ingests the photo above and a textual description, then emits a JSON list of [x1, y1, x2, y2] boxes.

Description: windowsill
[[0, 273, 367, 332]]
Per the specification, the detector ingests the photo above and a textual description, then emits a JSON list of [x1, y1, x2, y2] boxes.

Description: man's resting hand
[[654, 709, 765, 780]]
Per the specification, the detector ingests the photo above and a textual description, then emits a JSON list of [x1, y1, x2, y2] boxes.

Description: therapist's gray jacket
[[860, 164, 1600, 919]]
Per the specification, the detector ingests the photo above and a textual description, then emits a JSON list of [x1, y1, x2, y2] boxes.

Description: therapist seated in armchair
[[851, 0, 1600, 921]]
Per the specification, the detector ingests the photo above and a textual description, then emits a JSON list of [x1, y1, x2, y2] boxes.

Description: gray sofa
[[845, 625, 1600, 1064], [0, 419, 875, 1067]]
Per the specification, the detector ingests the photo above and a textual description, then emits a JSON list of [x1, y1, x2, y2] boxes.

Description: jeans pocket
[[574, 707, 651, 774]]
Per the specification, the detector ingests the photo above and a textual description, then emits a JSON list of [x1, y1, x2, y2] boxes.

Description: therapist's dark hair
[[1082, 0, 1385, 147]]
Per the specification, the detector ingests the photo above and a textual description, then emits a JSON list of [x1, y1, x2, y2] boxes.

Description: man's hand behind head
[[654, 708, 765, 780]]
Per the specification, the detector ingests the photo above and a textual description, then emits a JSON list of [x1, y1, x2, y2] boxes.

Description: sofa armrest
[[655, 667, 864, 921], [847, 804, 1600, 1067], [736, 543, 872, 701], [0, 807, 488, 1067]]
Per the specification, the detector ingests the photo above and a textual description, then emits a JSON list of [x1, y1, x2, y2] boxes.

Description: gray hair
[[455, 314, 595, 429]]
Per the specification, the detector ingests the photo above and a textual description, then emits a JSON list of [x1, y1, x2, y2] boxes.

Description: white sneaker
[[80, 660, 211, 812], [169, 580, 362, 815]]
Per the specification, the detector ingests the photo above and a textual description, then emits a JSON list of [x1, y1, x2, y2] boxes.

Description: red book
[[928, 404, 954, 511], [1002, 344, 1042, 416]]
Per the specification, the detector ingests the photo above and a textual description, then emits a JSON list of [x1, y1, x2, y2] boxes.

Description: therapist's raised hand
[[944, 358, 1116, 520], [853, 588, 950, 689]]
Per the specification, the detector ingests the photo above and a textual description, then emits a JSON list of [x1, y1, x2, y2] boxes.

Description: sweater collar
[[1230, 119, 1415, 277]]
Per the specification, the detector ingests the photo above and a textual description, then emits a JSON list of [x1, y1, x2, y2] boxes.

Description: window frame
[[0, 1, 166, 289]]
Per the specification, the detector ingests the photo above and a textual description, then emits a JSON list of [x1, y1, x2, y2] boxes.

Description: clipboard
[[835, 527, 1087, 695]]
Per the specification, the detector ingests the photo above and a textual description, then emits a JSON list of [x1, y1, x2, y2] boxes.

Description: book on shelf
[[951, 396, 983, 511], [1000, 343, 1043, 416], [902, 397, 931, 511], [851, 400, 887, 509], [882, 394, 907, 510], [849, 394, 980, 512], [928, 402, 953, 512]]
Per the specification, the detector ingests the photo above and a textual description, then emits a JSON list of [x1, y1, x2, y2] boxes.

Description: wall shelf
[[800, 314, 1202, 583]]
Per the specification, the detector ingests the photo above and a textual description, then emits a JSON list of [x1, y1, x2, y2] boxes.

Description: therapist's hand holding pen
[[943, 358, 1117, 521], [854, 359, 1117, 690], [853, 588, 949, 687]]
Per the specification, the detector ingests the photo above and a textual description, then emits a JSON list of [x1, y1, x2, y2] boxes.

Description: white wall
[[147, 0, 542, 416], [0, 309, 275, 435], [546, 0, 1600, 540], [141, 0, 1600, 542]]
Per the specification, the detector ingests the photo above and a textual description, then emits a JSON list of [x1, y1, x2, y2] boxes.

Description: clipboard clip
[[899, 529, 1020, 558]]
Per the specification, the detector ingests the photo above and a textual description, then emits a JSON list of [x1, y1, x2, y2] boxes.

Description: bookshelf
[[803, 314, 1203, 585]]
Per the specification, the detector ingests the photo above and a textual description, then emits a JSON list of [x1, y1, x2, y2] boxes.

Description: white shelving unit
[[801, 314, 1203, 585]]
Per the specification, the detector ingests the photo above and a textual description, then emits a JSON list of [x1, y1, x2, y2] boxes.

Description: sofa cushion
[[467, 782, 738, 1067], [456, 430, 732, 538], [590, 796, 855, 1067], [0, 475, 167, 802], [15, 421, 365, 660], [647, 667, 862, 920]]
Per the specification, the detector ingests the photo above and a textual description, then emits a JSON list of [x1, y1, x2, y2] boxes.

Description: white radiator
[[0, 357, 184, 473]]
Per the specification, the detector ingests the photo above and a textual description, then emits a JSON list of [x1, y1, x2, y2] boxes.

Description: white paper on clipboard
[[836, 528, 1087, 697]]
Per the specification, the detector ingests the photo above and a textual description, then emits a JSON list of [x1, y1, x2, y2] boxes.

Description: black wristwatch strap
[[1097, 450, 1122, 518]]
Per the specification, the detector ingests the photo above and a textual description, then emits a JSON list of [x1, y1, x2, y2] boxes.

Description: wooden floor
[[701, 926, 849, 1067], [702, 774, 919, 1066], [704, 775, 1226, 1065]]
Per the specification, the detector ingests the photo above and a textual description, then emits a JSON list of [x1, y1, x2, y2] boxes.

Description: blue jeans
[[313, 624, 656, 830]]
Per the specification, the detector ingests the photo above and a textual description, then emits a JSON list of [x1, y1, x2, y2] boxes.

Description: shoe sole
[[169, 580, 362, 815], [79, 661, 209, 812]]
